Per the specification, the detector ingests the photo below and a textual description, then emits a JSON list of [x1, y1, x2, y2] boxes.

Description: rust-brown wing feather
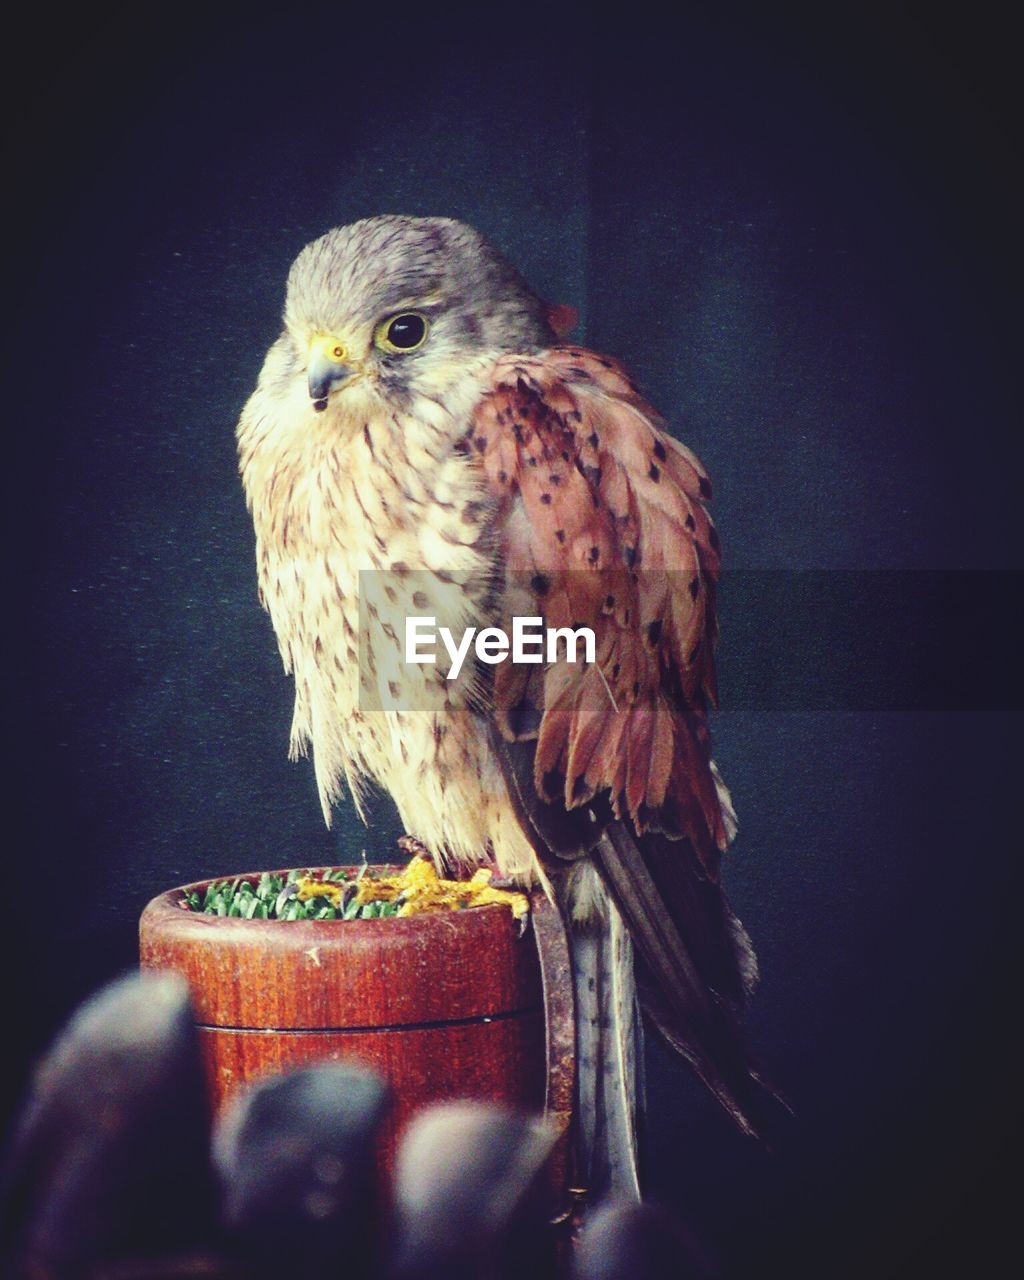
[[471, 346, 726, 875]]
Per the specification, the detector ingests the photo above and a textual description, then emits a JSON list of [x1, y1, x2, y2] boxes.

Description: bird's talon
[[397, 834, 431, 861]]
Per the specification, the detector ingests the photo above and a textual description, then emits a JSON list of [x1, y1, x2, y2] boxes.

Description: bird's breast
[[242, 398, 500, 812]]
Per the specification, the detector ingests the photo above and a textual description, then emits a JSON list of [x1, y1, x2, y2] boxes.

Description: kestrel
[[237, 216, 773, 1198]]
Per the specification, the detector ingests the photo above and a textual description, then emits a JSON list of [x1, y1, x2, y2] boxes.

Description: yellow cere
[[294, 857, 529, 921], [309, 333, 348, 364]]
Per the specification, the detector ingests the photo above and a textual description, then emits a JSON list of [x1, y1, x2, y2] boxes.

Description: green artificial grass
[[180, 868, 401, 921]]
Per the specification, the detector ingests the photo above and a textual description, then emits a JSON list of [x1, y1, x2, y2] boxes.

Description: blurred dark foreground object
[[573, 1201, 719, 1280], [0, 973, 217, 1277], [390, 1102, 558, 1280], [214, 1060, 389, 1279], [0, 974, 716, 1279]]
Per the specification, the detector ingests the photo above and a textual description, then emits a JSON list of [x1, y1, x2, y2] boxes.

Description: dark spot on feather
[[709, 525, 720, 551], [653, 439, 667, 461], [612, 662, 621, 678], [660, 794, 682, 833], [363, 423, 375, 453], [582, 463, 602, 487], [527, 455, 538, 466], [587, 432, 599, 449], [540, 493, 552, 504], [474, 435, 487, 452], [568, 365, 589, 378], [531, 573, 550, 596], [636, 802, 658, 832], [689, 643, 701, 663], [384, 585, 397, 602], [649, 462, 661, 483], [699, 476, 713, 498], [388, 680, 400, 699], [549, 473, 561, 485], [542, 766, 566, 798], [685, 513, 696, 531], [647, 619, 663, 646], [498, 470, 508, 484], [605, 594, 615, 608], [562, 449, 571, 461], [689, 576, 701, 599], [413, 590, 429, 609], [624, 546, 638, 567], [463, 501, 484, 524], [555, 529, 566, 543], [436, 570, 455, 584], [632, 681, 640, 696], [508, 698, 542, 736], [599, 358, 612, 369], [588, 545, 600, 563]]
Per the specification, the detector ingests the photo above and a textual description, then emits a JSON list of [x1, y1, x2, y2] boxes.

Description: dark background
[[4, 3, 1021, 1276]]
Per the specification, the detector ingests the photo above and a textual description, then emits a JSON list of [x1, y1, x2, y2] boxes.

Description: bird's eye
[[375, 311, 429, 353]]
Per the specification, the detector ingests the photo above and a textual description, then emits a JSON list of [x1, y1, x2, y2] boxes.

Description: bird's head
[[280, 216, 559, 417]]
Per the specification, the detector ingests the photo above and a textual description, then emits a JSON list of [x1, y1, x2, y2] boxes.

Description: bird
[[236, 215, 776, 1200]]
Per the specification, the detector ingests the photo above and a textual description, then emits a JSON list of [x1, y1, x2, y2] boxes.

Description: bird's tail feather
[[569, 891, 643, 1201], [594, 822, 786, 1142]]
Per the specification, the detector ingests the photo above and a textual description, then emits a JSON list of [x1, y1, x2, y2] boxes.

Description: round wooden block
[[139, 868, 547, 1175]]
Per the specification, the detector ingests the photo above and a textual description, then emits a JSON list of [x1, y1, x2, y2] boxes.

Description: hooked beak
[[307, 334, 357, 411]]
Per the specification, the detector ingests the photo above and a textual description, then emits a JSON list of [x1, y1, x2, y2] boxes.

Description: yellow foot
[[294, 845, 531, 927], [363, 851, 530, 924]]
